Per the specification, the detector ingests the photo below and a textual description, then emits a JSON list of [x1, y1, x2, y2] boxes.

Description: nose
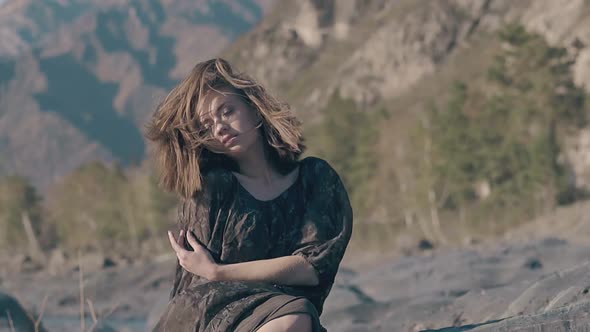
[[213, 120, 229, 137]]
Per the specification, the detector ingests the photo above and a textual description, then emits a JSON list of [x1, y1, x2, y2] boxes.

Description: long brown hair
[[145, 58, 306, 199]]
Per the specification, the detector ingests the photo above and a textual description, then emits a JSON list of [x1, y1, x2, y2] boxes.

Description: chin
[[223, 136, 258, 158], [224, 145, 247, 158]]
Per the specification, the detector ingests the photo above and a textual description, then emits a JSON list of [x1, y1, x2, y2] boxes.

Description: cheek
[[236, 108, 260, 131], [232, 112, 259, 136]]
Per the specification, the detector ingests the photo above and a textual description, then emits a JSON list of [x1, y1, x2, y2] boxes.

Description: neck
[[233, 139, 276, 183]]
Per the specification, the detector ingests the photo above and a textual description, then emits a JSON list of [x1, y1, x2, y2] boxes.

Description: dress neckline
[[231, 158, 306, 204]]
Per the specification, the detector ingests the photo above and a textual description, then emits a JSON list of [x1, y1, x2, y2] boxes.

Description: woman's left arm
[[168, 230, 319, 286], [213, 255, 319, 286]]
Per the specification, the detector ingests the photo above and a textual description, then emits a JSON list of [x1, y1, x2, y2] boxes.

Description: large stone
[[465, 301, 590, 332], [71, 252, 110, 274], [47, 248, 68, 276], [0, 292, 48, 332]]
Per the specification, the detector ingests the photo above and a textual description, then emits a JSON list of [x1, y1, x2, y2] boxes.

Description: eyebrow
[[203, 93, 239, 121], [201, 101, 227, 122]]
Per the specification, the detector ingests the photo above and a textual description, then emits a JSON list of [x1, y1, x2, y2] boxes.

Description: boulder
[[0, 292, 48, 332]]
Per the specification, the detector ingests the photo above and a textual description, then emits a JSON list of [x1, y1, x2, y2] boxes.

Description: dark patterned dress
[[152, 156, 353, 332]]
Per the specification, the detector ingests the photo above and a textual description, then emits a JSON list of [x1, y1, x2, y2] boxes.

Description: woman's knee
[[257, 313, 313, 332]]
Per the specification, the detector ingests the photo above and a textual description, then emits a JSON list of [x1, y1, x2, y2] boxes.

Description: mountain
[[3, 0, 590, 229], [224, 0, 590, 227], [225, 0, 590, 119], [0, 0, 276, 190]]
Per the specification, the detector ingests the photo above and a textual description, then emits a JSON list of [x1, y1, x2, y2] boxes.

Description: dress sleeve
[[170, 169, 231, 299], [290, 158, 353, 286], [190, 170, 231, 251]]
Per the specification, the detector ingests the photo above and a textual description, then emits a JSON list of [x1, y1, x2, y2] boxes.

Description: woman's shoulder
[[299, 156, 351, 209], [299, 157, 345, 192], [300, 156, 339, 178]]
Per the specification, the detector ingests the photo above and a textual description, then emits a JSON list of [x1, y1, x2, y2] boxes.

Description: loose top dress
[[152, 156, 353, 332]]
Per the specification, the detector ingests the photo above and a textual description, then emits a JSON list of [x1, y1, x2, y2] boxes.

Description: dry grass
[[77, 251, 121, 332], [7, 310, 15, 332]]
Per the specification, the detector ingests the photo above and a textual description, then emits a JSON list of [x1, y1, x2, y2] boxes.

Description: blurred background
[[2, 0, 590, 331]]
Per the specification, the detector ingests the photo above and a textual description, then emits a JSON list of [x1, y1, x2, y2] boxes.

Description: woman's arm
[[169, 230, 319, 287], [212, 255, 319, 286]]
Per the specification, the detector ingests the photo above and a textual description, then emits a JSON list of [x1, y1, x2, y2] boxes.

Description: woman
[[146, 58, 353, 332]]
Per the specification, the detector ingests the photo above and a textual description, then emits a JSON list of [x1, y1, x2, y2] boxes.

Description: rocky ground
[[3, 201, 590, 331]]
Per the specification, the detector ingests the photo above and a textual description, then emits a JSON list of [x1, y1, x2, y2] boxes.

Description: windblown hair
[[145, 58, 306, 199]]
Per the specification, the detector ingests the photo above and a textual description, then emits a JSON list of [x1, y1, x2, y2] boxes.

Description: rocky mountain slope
[[226, 0, 590, 118], [0, 0, 275, 189], [2, 0, 590, 212], [224, 0, 590, 228]]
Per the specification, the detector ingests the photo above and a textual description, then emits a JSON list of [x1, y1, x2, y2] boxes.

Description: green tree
[[307, 92, 383, 215], [49, 162, 128, 253], [48, 160, 178, 255], [429, 23, 587, 227], [122, 163, 177, 255]]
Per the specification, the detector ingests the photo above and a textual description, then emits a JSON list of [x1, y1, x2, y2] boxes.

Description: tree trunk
[[20, 212, 45, 264]]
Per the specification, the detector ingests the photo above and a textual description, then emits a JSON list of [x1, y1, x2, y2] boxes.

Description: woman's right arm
[[169, 169, 231, 298]]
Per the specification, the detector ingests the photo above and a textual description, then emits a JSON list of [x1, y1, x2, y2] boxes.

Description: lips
[[220, 135, 237, 145]]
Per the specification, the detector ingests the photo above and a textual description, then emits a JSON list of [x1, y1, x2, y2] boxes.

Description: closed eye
[[222, 108, 234, 118]]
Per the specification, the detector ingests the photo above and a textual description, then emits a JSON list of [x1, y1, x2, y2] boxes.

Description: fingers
[[178, 229, 185, 248], [185, 230, 201, 249], [168, 231, 185, 254]]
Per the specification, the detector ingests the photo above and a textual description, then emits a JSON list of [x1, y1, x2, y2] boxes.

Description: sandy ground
[[3, 201, 590, 331]]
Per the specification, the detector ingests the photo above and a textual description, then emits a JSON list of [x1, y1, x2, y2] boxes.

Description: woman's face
[[200, 88, 262, 158]]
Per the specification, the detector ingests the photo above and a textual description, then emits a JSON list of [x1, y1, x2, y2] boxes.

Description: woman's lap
[[234, 295, 322, 332], [255, 313, 312, 332], [153, 290, 323, 332]]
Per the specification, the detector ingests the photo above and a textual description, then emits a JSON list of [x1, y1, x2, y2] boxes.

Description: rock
[[71, 252, 117, 274], [463, 236, 480, 246], [473, 301, 590, 332], [1, 254, 43, 275], [9, 254, 27, 274], [541, 237, 568, 247], [523, 257, 543, 270], [71, 255, 102, 274], [418, 239, 434, 251], [102, 257, 117, 268], [395, 233, 417, 255], [91, 321, 118, 332], [47, 248, 68, 276], [323, 284, 374, 313], [0, 292, 48, 332]]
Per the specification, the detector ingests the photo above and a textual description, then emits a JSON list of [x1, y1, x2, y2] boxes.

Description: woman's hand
[[168, 230, 218, 280]]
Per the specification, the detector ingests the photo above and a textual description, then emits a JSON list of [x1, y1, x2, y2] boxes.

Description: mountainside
[[3, 0, 590, 224], [224, 0, 590, 232], [0, 0, 275, 189], [225, 0, 590, 119]]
